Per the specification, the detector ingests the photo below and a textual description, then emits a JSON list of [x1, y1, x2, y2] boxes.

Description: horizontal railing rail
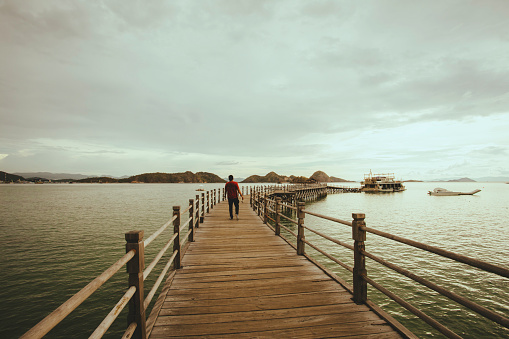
[[89, 286, 136, 339], [144, 215, 177, 248], [362, 225, 509, 278], [20, 250, 136, 339], [249, 185, 509, 339], [21, 187, 227, 339]]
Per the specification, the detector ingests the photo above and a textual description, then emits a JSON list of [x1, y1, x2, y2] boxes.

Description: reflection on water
[[1, 182, 508, 338]]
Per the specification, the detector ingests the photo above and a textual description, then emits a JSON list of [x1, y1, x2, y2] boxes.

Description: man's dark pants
[[228, 198, 239, 219]]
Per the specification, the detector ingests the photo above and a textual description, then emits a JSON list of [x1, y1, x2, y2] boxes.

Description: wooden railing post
[[257, 190, 261, 217], [200, 193, 205, 223], [297, 202, 305, 255], [275, 197, 281, 235], [195, 195, 200, 228], [173, 206, 181, 269], [263, 194, 268, 224], [352, 213, 367, 304], [188, 199, 194, 242], [125, 230, 147, 339], [206, 191, 210, 214], [250, 187, 253, 207]]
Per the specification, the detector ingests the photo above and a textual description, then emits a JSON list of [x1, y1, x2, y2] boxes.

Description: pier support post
[[255, 188, 258, 211], [125, 230, 147, 339], [195, 195, 200, 228], [275, 197, 281, 236], [257, 190, 261, 217], [352, 213, 367, 304], [173, 206, 181, 269], [263, 194, 268, 224], [297, 202, 306, 255], [200, 193, 205, 223], [188, 199, 194, 242]]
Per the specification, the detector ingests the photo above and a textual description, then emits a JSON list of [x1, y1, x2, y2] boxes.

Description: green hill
[[1, 171, 25, 182], [242, 172, 309, 183], [242, 172, 286, 183], [120, 171, 225, 183], [241, 171, 350, 183]]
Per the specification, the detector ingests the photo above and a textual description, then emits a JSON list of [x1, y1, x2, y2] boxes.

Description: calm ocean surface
[[1, 182, 508, 338]]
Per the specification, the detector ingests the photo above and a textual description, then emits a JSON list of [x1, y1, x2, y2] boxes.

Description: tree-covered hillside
[[119, 171, 225, 183]]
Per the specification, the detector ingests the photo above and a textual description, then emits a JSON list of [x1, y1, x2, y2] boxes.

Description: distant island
[[241, 171, 351, 184], [427, 177, 477, 183], [0, 170, 224, 184], [84, 171, 225, 183], [446, 177, 476, 182], [1, 170, 353, 184], [4, 171, 506, 184]]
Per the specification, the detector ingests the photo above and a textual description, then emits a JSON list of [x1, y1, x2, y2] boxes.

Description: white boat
[[360, 171, 405, 193], [428, 188, 481, 196]]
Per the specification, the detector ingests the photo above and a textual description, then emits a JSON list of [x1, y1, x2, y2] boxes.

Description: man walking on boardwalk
[[225, 175, 243, 220]]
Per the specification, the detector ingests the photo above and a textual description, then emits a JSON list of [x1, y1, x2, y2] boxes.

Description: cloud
[[215, 161, 240, 166], [1, 1, 508, 179]]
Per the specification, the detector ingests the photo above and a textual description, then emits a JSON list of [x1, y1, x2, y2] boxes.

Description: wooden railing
[[21, 187, 227, 339], [250, 186, 509, 339]]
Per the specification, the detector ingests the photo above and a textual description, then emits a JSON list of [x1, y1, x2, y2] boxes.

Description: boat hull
[[361, 188, 406, 193], [428, 189, 481, 196]]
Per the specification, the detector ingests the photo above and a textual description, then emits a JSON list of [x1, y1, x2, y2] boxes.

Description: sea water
[[0, 182, 507, 338]]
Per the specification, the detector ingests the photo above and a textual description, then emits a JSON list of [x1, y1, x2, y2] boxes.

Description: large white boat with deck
[[360, 171, 405, 193]]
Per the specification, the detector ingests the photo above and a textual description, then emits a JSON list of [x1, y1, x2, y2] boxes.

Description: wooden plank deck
[[149, 198, 406, 338]]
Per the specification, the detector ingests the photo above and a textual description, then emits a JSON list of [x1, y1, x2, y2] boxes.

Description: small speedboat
[[428, 187, 481, 196]]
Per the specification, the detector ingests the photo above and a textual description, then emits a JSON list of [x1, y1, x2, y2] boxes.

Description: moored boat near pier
[[360, 171, 406, 193]]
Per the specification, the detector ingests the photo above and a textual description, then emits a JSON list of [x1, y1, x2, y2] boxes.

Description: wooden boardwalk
[[149, 198, 406, 338]]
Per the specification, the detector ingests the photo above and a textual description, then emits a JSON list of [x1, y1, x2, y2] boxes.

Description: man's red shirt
[[225, 181, 240, 199]]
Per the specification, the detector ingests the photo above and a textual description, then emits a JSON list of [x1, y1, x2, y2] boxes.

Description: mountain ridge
[[3, 171, 508, 183]]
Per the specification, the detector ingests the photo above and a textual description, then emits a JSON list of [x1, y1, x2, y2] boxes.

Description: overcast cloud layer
[[1, 0, 508, 180]]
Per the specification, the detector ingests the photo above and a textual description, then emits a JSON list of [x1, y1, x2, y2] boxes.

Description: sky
[[1, 0, 508, 181]]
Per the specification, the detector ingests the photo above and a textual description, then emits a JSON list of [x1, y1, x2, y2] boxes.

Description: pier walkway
[[148, 198, 404, 338]]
